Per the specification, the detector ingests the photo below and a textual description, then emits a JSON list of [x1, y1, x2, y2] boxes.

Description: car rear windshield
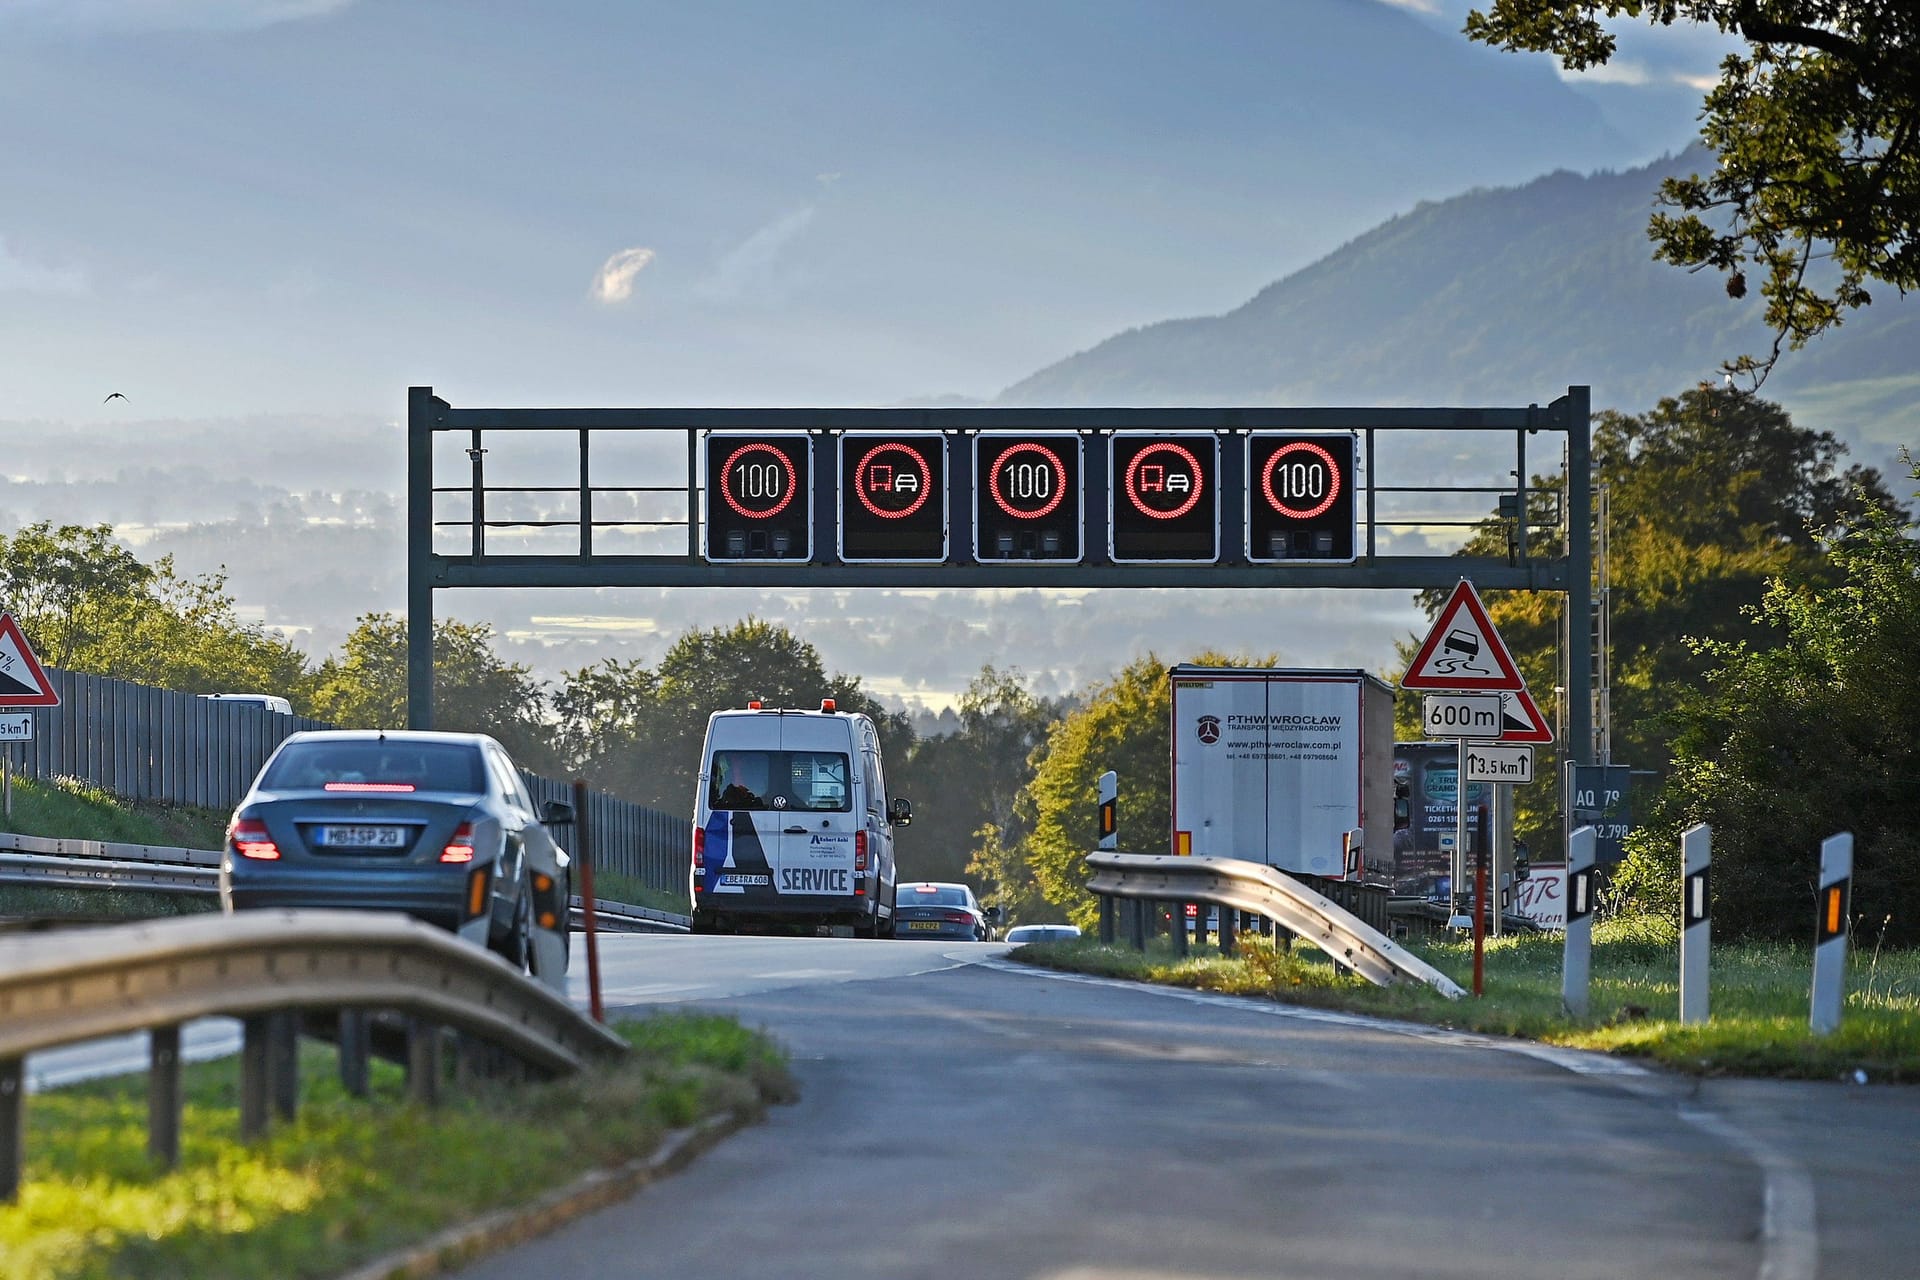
[[261, 741, 486, 794], [902, 885, 971, 907], [710, 750, 851, 812]]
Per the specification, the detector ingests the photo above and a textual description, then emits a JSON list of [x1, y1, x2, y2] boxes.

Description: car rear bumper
[[221, 860, 493, 933]]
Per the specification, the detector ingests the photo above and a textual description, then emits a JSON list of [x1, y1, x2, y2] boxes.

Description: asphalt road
[[455, 934, 1920, 1280]]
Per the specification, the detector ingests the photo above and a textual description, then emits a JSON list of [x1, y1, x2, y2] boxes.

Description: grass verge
[[1012, 917, 1920, 1081], [0, 776, 227, 925], [0, 1010, 794, 1280], [589, 870, 691, 917]]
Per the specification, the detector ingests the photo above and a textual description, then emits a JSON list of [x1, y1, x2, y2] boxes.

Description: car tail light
[[854, 830, 868, 872], [440, 822, 476, 863], [943, 910, 973, 924], [229, 818, 279, 861]]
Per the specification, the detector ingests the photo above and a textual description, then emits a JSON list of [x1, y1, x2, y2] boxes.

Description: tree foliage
[[553, 618, 907, 813], [1419, 384, 1902, 856], [1465, 1, 1920, 383], [889, 666, 1062, 897], [1002, 651, 1272, 929], [309, 614, 561, 773], [1613, 454, 1920, 941]]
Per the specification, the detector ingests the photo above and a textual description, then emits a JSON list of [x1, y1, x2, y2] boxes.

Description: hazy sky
[[0, 1, 1736, 705], [2, 0, 1729, 422]]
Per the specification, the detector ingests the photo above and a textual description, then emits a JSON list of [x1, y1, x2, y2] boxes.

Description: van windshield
[[710, 750, 851, 813]]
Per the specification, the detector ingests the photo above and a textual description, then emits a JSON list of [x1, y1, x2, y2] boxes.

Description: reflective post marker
[[1097, 770, 1117, 945], [1811, 831, 1853, 1037], [1680, 823, 1711, 1025], [1562, 826, 1596, 1018]]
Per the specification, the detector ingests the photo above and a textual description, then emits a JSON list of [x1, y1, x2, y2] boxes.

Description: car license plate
[[908, 921, 942, 931], [317, 825, 407, 848]]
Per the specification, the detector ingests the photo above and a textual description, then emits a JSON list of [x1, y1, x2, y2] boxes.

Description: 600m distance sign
[[839, 434, 947, 562], [974, 434, 1082, 563], [704, 433, 811, 562]]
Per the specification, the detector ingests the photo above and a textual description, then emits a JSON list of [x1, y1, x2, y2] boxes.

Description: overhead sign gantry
[[405, 388, 1595, 777]]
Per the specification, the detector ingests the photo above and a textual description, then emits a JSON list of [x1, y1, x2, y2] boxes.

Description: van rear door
[[767, 716, 860, 899]]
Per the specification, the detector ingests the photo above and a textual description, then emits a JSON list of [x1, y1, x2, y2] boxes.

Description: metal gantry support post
[[1811, 832, 1854, 1036], [406, 386, 439, 730], [1562, 826, 1597, 1018], [1679, 824, 1712, 1025]]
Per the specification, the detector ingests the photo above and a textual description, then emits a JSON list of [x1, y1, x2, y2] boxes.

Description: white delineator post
[[1810, 831, 1854, 1037], [1679, 823, 1711, 1024], [1097, 771, 1118, 946], [1562, 826, 1597, 1018]]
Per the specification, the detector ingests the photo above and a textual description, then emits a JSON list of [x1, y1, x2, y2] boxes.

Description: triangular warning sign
[[1499, 687, 1553, 744], [0, 614, 60, 707], [1401, 579, 1527, 691]]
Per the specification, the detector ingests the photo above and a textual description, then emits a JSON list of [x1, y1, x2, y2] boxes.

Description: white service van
[[690, 699, 908, 936]]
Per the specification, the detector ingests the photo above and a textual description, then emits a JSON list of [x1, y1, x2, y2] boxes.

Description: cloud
[[696, 207, 817, 303], [590, 247, 656, 304], [0, 236, 86, 294], [0, 0, 357, 33], [1373, 0, 1441, 14]]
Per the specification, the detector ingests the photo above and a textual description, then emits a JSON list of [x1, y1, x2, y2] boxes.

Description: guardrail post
[[1, 1057, 21, 1202], [270, 1011, 298, 1123], [1172, 901, 1188, 957], [1680, 824, 1711, 1025], [1219, 907, 1236, 957], [1128, 898, 1146, 951], [1811, 832, 1853, 1036], [407, 1016, 442, 1106], [1562, 826, 1596, 1018], [240, 1015, 272, 1141], [338, 1010, 370, 1098], [149, 1024, 183, 1168]]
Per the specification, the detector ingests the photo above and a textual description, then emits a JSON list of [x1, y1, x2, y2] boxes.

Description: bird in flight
[[103, 392, 127, 403]]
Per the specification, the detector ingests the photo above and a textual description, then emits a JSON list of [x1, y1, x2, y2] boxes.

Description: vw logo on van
[[1196, 715, 1221, 745]]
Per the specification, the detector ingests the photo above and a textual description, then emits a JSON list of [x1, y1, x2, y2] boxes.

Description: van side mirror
[[540, 800, 575, 827], [888, 797, 913, 827], [985, 905, 1004, 925]]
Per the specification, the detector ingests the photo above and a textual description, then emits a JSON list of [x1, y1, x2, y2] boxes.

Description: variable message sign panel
[[973, 434, 1082, 563], [838, 433, 947, 563], [704, 433, 811, 562], [1247, 433, 1357, 563], [1109, 433, 1219, 563]]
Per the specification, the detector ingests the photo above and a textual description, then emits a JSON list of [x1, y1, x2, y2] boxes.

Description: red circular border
[[854, 443, 932, 520], [988, 441, 1067, 520], [720, 442, 798, 519], [1261, 441, 1341, 519], [1123, 441, 1205, 520]]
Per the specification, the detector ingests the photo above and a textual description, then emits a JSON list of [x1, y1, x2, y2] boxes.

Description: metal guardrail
[[1085, 850, 1466, 998], [0, 909, 630, 1199], [0, 832, 694, 931]]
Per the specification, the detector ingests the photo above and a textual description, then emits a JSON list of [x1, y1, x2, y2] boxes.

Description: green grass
[[0, 776, 228, 924], [1013, 917, 1920, 1081], [0, 774, 229, 849], [0, 1011, 794, 1280]]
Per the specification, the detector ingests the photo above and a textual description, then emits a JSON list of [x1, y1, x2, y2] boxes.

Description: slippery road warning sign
[[0, 614, 58, 706], [1401, 579, 1526, 692]]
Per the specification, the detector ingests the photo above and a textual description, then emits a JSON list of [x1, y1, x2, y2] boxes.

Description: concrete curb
[[334, 1109, 753, 1280]]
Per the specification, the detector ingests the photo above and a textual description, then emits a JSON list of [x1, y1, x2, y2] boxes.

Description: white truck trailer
[[1169, 665, 1396, 880]]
